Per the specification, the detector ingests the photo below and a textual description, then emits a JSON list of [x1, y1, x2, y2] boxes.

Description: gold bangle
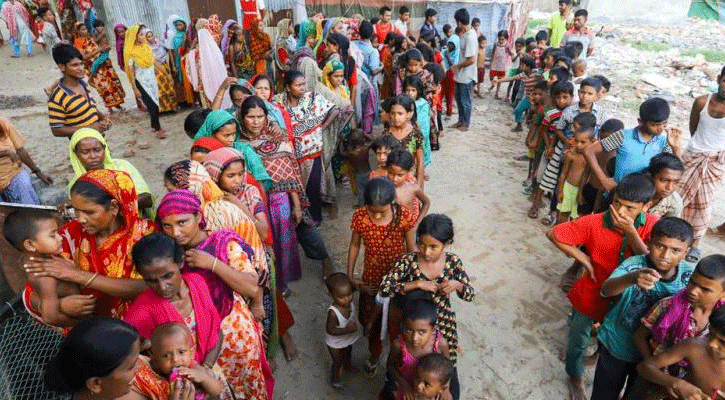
[[212, 258, 218, 274], [82, 272, 99, 289]]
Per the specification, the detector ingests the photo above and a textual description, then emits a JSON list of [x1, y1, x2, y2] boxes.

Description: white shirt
[[455, 27, 478, 84], [393, 19, 407, 36]]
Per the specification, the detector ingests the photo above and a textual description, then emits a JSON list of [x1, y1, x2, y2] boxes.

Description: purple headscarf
[[114, 24, 127, 71], [157, 189, 207, 229], [220, 19, 238, 57]]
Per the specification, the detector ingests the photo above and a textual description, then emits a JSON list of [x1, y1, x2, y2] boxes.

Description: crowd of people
[[3, 0, 725, 399]]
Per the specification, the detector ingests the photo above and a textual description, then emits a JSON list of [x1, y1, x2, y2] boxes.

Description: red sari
[[60, 169, 156, 318]]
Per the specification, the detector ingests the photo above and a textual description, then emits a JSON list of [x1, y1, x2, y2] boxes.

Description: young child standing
[[441, 25, 459, 119], [387, 149, 431, 225], [132, 322, 226, 399], [325, 272, 362, 389], [370, 135, 403, 179], [405, 75, 432, 167], [556, 120, 596, 222], [547, 173, 659, 400], [646, 153, 684, 218], [592, 217, 695, 399], [523, 80, 551, 196], [382, 299, 451, 400], [475, 35, 487, 98], [411, 351, 455, 400], [380, 214, 474, 400], [506, 38, 526, 102], [381, 95, 426, 186], [37, 7, 60, 51], [8, 209, 84, 329], [493, 56, 538, 132], [489, 30, 512, 100], [347, 177, 417, 377], [90, 20, 112, 79]]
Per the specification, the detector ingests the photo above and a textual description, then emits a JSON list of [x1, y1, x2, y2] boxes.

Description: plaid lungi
[[680, 150, 725, 239]]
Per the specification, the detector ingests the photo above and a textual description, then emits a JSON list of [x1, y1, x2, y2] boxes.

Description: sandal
[[527, 207, 539, 219], [364, 359, 378, 378], [541, 213, 557, 227]]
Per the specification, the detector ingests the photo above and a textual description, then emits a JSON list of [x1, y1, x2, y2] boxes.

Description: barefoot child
[[381, 299, 451, 400], [325, 272, 362, 389], [8, 209, 86, 328], [493, 56, 537, 132], [556, 119, 596, 222], [347, 178, 417, 377], [405, 75, 432, 167], [577, 118, 623, 216], [523, 80, 550, 196], [90, 20, 112, 80], [387, 149, 431, 225], [370, 135, 402, 179], [131, 322, 226, 400], [591, 217, 695, 399], [381, 95, 425, 186], [475, 35, 487, 98], [636, 302, 725, 400], [506, 38, 525, 102], [546, 173, 658, 400], [380, 214, 474, 400], [412, 353, 455, 400], [488, 30, 511, 100]]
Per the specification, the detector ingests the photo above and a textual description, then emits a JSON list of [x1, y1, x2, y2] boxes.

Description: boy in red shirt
[[546, 172, 659, 400]]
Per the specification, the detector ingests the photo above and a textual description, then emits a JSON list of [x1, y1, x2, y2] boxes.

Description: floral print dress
[[379, 252, 475, 363]]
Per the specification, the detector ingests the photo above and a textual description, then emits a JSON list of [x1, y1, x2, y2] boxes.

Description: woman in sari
[[292, 19, 333, 97], [113, 24, 126, 71], [1, 0, 34, 57], [124, 24, 165, 139], [205, 14, 222, 44], [228, 26, 254, 79], [74, 22, 125, 112], [68, 128, 155, 217], [273, 70, 339, 277], [220, 19, 237, 67], [164, 15, 195, 105], [24, 169, 156, 319], [248, 18, 271, 76], [146, 29, 178, 113], [273, 18, 295, 89], [156, 190, 272, 400], [187, 28, 229, 109]]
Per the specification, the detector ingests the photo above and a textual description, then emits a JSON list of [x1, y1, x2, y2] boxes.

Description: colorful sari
[[156, 189, 273, 400], [248, 18, 271, 75], [148, 31, 177, 113], [132, 356, 232, 400], [59, 169, 156, 318], [220, 19, 238, 60], [74, 27, 126, 110], [113, 24, 126, 71]]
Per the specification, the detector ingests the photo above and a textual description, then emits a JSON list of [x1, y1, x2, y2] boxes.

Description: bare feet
[[280, 332, 298, 361], [567, 377, 586, 400], [155, 129, 167, 139], [494, 94, 501, 100]]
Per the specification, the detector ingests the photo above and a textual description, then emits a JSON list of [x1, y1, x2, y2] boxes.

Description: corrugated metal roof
[[96, 0, 190, 38]]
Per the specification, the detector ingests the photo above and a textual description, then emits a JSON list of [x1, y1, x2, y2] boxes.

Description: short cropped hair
[[416, 354, 454, 385], [710, 304, 725, 332], [551, 81, 574, 97], [3, 209, 57, 252], [639, 97, 670, 123], [695, 255, 725, 288], [574, 9, 588, 19], [580, 77, 603, 92], [471, 17, 480, 25], [454, 8, 470, 25], [400, 6, 410, 15], [549, 66, 571, 83], [615, 172, 656, 204], [379, 6, 391, 14], [535, 30, 548, 42], [519, 56, 536, 70], [650, 217, 694, 245], [600, 118, 624, 135], [371, 135, 401, 152], [592, 75, 611, 92], [52, 43, 83, 65], [325, 272, 352, 293], [573, 111, 597, 130], [424, 8, 437, 18]]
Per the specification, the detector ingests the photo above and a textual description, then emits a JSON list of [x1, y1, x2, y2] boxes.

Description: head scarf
[[322, 59, 350, 100], [197, 29, 231, 109], [220, 19, 237, 57], [68, 129, 152, 202], [192, 137, 225, 153], [164, 15, 184, 49], [123, 24, 154, 82], [193, 110, 241, 141], [203, 148, 246, 183], [275, 18, 290, 39], [195, 18, 208, 32], [114, 24, 127, 71], [249, 18, 271, 62], [323, 17, 343, 38], [297, 18, 322, 52], [157, 189, 206, 229], [205, 14, 222, 44]]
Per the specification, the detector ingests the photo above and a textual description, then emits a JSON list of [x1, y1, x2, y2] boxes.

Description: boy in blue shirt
[[592, 217, 695, 400], [584, 97, 682, 193]]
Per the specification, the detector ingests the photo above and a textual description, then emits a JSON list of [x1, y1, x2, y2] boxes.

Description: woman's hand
[[292, 204, 303, 225], [24, 256, 80, 283], [59, 294, 96, 318], [438, 279, 462, 296], [184, 249, 217, 271]]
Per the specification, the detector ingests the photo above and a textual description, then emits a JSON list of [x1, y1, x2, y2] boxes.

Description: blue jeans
[[514, 96, 531, 124], [9, 35, 33, 57], [565, 309, 593, 378], [1, 169, 40, 205], [454, 81, 473, 126]]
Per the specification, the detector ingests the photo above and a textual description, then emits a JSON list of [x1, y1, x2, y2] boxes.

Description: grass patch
[[627, 40, 671, 52], [681, 48, 725, 62]]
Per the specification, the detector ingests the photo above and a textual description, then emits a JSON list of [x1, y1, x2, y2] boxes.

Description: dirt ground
[[2, 18, 725, 400]]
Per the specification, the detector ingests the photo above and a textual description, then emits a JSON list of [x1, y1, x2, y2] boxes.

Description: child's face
[[640, 119, 668, 136], [418, 234, 446, 263], [218, 161, 246, 194], [554, 92, 573, 110], [26, 219, 63, 255], [578, 85, 598, 106], [366, 204, 392, 222], [401, 12, 410, 22], [707, 327, 725, 360], [381, 11, 392, 23], [558, 2, 570, 15], [573, 131, 594, 152], [254, 79, 272, 101], [611, 194, 646, 222], [530, 88, 546, 105], [544, 54, 555, 68], [653, 168, 682, 199], [387, 164, 409, 188], [515, 42, 524, 53], [389, 104, 412, 128], [414, 369, 447, 399], [375, 147, 392, 167], [647, 235, 689, 273], [150, 331, 194, 377], [405, 85, 419, 100], [43, 10, 54, 22], [472, 22, 480, 31], [598, 87, 608, 100], [330, 283, 353, 307], [407, 59, 423, 75], [330, 70, 345, 88], [189, 150, 208, 163], [573, 64, 586, 77], [403, 318, 435, 349], [497, 36, 506, 45], [537, 40, 547, 49], [686, 272, 725, 309], [478, 39, 486, 49]]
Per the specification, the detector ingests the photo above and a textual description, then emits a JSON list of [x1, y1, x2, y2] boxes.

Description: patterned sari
[[74, 33, 126, 110], [59, 169, 156, 318]]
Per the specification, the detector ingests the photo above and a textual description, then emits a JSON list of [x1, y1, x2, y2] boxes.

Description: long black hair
[[363, 177, 401, 233], [326, 32, 355, 81]]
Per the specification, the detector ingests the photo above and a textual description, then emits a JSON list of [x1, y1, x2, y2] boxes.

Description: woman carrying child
[[156, 190, 272, 400], [347, 177, 417, 377], [74, 22, 126, 112], [379, 214, 475, 400]]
